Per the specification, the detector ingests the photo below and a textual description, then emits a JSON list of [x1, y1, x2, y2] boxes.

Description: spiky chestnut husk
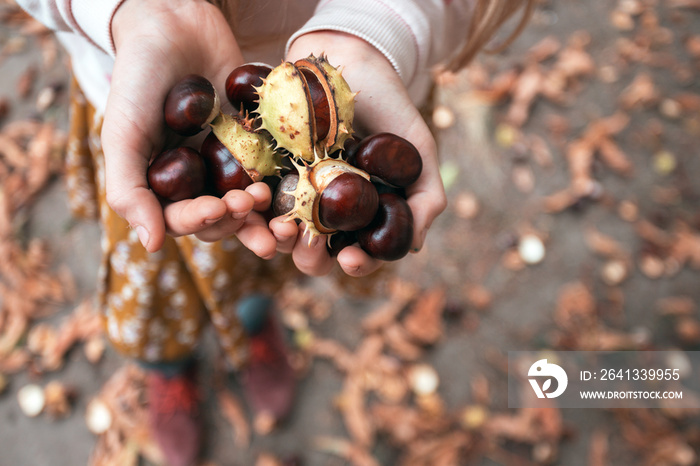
[[255, 54, 356, 162], [298, 55, 355, 153], [200, 131, 254, 195], [281, 154, 377, 243], [209, 113, 283, 181]]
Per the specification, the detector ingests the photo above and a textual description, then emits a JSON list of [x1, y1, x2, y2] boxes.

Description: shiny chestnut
[[299, 68, 331, 141], [318, 173, 378, 232], [327, 230, 357, 257], [200, 131, 253, 196], [357, 192, 414, 261], [147, 147, 206, 201], [352, 133, 422, 187], [225, 63, 273, 114], [164, 74, 219, 136]]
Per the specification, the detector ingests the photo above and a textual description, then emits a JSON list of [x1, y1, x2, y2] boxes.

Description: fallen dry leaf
[[361, 279, 417, 333], [402, 287, 446, 345], [463, 284, 492, 311], [255, 452, 284, 466], [16, 65, 37, 98], [314, 436, 380, 466], [554, 281, 597, 331], [619, 73, 659, 109], [383, 323, 423, 361], [584, 227, 629, 259], [337, 376, 375, 447], [43, 380, 74, 419], [526, 35, 562, 63], [656, 296, 696, 316], [588, 429, 609, 466], [506, 63, 544, 127], [217, 388, 250, 448], [597, 138, 633, 176]]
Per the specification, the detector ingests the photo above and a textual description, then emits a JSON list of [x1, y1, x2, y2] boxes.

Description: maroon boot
[[145, 363, 202, 466], [237, 295, 296, 425]]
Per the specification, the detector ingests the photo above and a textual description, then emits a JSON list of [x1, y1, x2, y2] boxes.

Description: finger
[[193, 216, 245, 242], [234, 213, 278, 260], [245, 182, 272, 212], [336, 245, 383, 277], [292, 227, 334, 276], [406, 189, 447, 252], [191, 189, 257, 242], [269, 216, 299, 254], [163, 196, 228, 236], [404, 135, 447, 252], [221, 189, 256, 219]]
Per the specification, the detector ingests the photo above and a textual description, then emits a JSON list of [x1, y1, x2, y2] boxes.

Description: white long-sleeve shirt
[[16, 0, 472, 113]]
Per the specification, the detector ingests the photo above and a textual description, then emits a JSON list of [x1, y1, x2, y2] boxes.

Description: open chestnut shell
[[299, 67, 331, 141], [147, 147, 206, 201], [327, 230, 357, 257], [164, 74, 220, 136], [209, 113, 282, 182], [225, 63, 273, 115], [280, 156, 375, 240], [256, 54, 356, 162], [200, 131, 253, 196], [357, 192, 414, 261], [352, 133, 422, 188]]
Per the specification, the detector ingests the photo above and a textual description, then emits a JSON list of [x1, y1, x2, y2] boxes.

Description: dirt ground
[[1, 0, 700, 465]]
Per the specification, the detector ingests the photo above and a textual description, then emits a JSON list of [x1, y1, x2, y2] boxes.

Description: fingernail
[[232, 210, 250, 220], [135, 225, 150, 248], [204, 215, 224, 225]]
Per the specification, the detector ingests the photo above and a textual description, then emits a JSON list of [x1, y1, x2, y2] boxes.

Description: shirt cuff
[[66, 0, 127, 58], [286, 0, 429, 86]]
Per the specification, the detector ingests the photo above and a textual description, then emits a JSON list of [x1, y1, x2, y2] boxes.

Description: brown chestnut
[[273, 173, 300, 217], [164, 74, 219, 136], [339, 135, 362, 160], [200, 131, 253, 196], [352, 133, 422, 187], [299, 68, 331, 141], [374, 181, 406, 198], [357, 192, 414, 261], [318, 173, 378, 232], [225, 63, 273, 114], [147, 147, 206, 201], [327, 230, 357, 257]]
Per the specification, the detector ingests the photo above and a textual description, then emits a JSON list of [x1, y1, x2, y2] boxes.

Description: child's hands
[[101, 0, 278, 259], [280, 32, 447, 277]]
